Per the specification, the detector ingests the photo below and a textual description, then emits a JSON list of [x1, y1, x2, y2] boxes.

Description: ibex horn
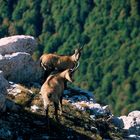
[[79, 45, 84, 50], [70, 61, 79, 73]]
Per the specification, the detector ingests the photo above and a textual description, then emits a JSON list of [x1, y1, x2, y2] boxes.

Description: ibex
[[40, 46, 83, 80], [40, 62, 79, 120]]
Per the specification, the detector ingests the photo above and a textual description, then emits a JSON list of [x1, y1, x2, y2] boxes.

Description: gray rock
[[90, 103, 111, 116], [0, 35, 36, 55], [111, 116, 124, 128], [127, 135, 140, 140], [0, 35, 43, 112], [112, 111, 140, 136], [0, 52, 42, 83], [0, 128, 12, 140], [5, 99, 21, 112], [102, 105, 111, 115], [121, 115, 140, 135], [0, 71, 9, 112], [119, 116, 133, 130], [128, 111, 140, 118]]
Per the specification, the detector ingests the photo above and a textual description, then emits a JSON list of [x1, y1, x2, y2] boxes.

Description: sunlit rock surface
[[0, 52, 42, 82], [120, 111, 140, 135], [111, 110, 140, 139], [0, 35, 36, 55], [0, 35, 43, 83]]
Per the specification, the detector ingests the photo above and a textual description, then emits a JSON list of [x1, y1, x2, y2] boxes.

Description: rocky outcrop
[[0, 71, 9, 112], [0, 35, 43, 83], [64, 88, 111, 117], [0, 71, 20, 113], [0, 35, 139, 139], [0, 35, 43, 112], [111, 111, 140, 139], [0, 52, 42, 83], [1, 80, 140, 139], [0, 35, 36, 55], [120, 111, 140, 135], [64, 88, 140, 139]]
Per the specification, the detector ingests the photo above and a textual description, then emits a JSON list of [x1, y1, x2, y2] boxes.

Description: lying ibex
[[40, 62, 79, 120], [40, 46, 83, 80]]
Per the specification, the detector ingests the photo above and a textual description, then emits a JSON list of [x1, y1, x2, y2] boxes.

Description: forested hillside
[[0, 0, 140, 115]]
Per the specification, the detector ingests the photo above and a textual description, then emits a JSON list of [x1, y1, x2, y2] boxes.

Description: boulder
[[0, 71, 9, 112], [119, 116, 134, 130], [0, 52, 42, 83], [128, 110, 140, 118], [112, 111, 140, 136], [121, 111, 140, 135], [0, 35, 43, 83], [0, 35, 36, 55]]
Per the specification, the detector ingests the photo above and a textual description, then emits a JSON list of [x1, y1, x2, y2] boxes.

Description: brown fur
[[40, 48, 82, 72], [40, 69, 74, 120]]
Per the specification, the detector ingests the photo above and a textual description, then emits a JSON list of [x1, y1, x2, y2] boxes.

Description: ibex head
[[73, 44, 83, 61], [62, 61, 79, 82]]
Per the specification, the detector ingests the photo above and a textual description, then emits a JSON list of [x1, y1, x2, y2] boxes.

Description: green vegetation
[[0, 0, 140, 115]]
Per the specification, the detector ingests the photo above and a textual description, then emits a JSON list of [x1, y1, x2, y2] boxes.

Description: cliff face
[[0, 82, 120, 140], [1, 81, 140, 140], [0, 35, 140, 140]]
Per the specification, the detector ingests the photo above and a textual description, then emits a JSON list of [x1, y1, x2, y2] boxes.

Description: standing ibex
[[40, 62, 79, 120], [40, 46, 83, 81]]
